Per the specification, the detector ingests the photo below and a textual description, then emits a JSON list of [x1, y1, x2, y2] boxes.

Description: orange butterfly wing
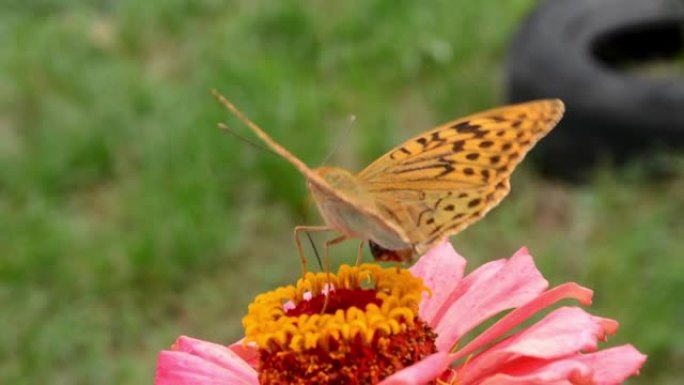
[[357, 99, 564, 253]]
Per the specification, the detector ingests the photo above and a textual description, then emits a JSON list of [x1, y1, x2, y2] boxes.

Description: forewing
[[358, 99, 564, 251], [358, 99, 563, 186]]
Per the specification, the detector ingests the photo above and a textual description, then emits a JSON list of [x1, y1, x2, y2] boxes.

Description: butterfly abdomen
[[369, 240, 414, 263]]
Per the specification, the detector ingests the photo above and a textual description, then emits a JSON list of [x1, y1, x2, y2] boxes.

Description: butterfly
[[213, 90, 564, 269]]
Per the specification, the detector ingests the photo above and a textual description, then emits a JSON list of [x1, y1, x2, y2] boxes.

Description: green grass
[[1, 1, 683, 384]]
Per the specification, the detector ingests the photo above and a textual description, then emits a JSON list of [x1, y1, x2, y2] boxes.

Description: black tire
[[506, 0, 684, 180]]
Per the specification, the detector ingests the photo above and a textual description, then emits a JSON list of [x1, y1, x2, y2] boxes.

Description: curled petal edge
[[452, 282, 594, 362]]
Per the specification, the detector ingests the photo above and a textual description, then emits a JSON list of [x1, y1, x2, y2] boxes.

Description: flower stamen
[[243, 264, 439, 385]]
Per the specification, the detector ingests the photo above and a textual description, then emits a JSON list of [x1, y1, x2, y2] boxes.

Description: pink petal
[[410, 241, 467, 323], [574, 345, 646, 384], [228, 338, 259, 369], [155, 336, 258, 385], [476, 345, 646, 385], [452, 282, 594, 362], [426, 258, 507, 328], [477, 358, 594, 385], [378, 352, 452, 385], [458, 307, 618, 384], [433, 247, 549, 352]]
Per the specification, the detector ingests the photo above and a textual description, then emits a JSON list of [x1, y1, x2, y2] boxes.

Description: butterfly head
[[313, 167, 370, 200]]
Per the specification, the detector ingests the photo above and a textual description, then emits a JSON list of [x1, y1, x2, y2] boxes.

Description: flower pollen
[[285, 288, 382, 316], [242, 264, 439, 385]]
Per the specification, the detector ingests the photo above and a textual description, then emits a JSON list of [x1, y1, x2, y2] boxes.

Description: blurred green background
[[1, 1, 683, 384]]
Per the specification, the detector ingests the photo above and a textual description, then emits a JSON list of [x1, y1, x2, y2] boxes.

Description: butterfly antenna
[[212, 89, 314, 177], [216, 122, 283, 159], [320, 114, 356, 165]]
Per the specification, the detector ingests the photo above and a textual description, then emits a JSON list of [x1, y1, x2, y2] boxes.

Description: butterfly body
[[310, 166, 413, 251], [213, 90, 564, 264], [368, 240, 413, 263]]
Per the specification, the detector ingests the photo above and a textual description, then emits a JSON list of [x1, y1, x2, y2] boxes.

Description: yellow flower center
[[242, 264, 439, 385]]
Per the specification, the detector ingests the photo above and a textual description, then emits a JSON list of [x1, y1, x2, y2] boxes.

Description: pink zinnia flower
[[155, 242, 646, 384]]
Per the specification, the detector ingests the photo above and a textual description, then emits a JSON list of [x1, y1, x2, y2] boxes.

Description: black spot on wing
[[452, 140, 466, 152], [390, 147, 412, 160], [481, 169, 490, 181], [468, 198, 481, 208], [416, 137, 428, 148], [394, 163, 455, 177], [452, 121, 487, 139], [430, 131, 447, 147], [416, 208, 430, 227]]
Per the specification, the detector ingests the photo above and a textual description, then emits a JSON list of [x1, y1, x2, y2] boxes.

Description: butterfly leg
[[294, 225, 333, 276], [321, 234, 347, 313], [322, 234, 347, 275], [354, 241, 365, 266]]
